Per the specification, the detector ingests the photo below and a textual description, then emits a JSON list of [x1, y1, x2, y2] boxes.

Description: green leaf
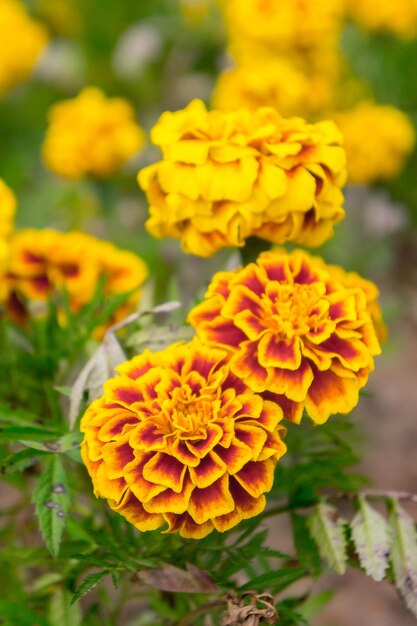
[[2, 448, 46, 474], [389, 499, 417, 616], [48, 588, 82, 626], [351, 496, 390, 581], [20, 431, 82, 462], [298, 590, 333, 620], [238, 566, 307, 593], [33, 455, 70, 558], [291, 512, 321, 577], [307, 502, 347, 575], [70, 571, 110, 605]]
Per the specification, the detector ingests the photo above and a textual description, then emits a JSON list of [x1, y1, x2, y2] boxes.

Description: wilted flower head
[[42, 87, 145, 179], [2, 229, 147, 329], [81, 341, 287, 538], [334, 102, 415, 184], [188, 249, 382, 424], [139, 99, 346, 257], [0, 0, 48, 94]]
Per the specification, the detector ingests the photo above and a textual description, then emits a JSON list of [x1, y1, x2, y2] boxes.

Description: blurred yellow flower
[[81, 341, 287, 538], [212, 58, 310, 117], [139, 99, 346, 257], [0, 179, 16, 241], [188, 249, 382, 425], [0, 0, 48, 94], [2, 229, 147, 330], [346, 0, 417, 38], [334, 102, 415, 184], [42, 87, 145, 179], [219, 0, 343, 60]]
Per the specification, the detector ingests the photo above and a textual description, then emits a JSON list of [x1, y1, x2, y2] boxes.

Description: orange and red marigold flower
[[80, 341, 287, 539], [188, 249, 382, 425]]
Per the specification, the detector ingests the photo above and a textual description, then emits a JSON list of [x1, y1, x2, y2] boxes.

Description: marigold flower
[[138, 99, 346, 257], [334, 102, 415, 184], [188, 249, 382, 425], [346, 0, 417, 38], [0, 0, 48, 94], [2, 229, 147, 329], [81, 341, 287, 538], [42, 87, 145, 179]]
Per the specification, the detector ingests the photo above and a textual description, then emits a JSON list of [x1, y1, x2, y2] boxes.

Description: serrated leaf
[[389, 499, 417, 616], [33, 455, 70, 558], [49, 588, 82, 626], [351, 496, 390, 581], [71, 570, 110, 605], [308, 502, 347, 575]]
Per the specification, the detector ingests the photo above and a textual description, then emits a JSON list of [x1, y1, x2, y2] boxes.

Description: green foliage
[[307, 503, 347, 575], [33, 454, 71, 558]]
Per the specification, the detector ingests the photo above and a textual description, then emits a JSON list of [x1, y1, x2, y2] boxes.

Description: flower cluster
[[0, 0, 48, 94], [81, 341, 287, 538], [139, 99, 346, 257], [334, 103, 415, 184], [346, 0, 417, 38], [188, 249, 382, 425], [42, 87, 145, 179], [1, 229, 147, 329]]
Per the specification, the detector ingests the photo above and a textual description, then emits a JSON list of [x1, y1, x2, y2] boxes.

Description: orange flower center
[[166, 385, 220, 440], [261, 282, 329, 340]]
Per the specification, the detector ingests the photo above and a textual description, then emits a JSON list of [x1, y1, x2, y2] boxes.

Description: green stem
[[239, 237, 272, 266]]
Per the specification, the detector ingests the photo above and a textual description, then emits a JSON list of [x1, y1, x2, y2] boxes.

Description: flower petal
[[187, 475, 235, 524]]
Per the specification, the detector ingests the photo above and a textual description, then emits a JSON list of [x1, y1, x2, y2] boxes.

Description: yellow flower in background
[[334, 102, 415, 184], [139, 99, 346, 257], [212, 58, 310, 117], [81, 341, 287, 538], [2, 229, 147, 329], [213, 53, 340, 119], [346, 0, 417, 38], [0, 0, 48, 94], [188, 249, 382, 425], [219, 0, 343, 60], [42, 87, 145, 180], [0, 179, 16, 241]]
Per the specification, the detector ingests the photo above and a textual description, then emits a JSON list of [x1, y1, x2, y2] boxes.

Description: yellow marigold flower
[[4, 229, 147, 327], [334, 102, 415, 184], [0, 0, 48, 94], [80, 341, 287, 538], [0, 179, 16, 240], [42, 87, 145, 180], [346, 0, 417, 38], [188, 249, 382, 425], [138, 99, 346, 257]]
